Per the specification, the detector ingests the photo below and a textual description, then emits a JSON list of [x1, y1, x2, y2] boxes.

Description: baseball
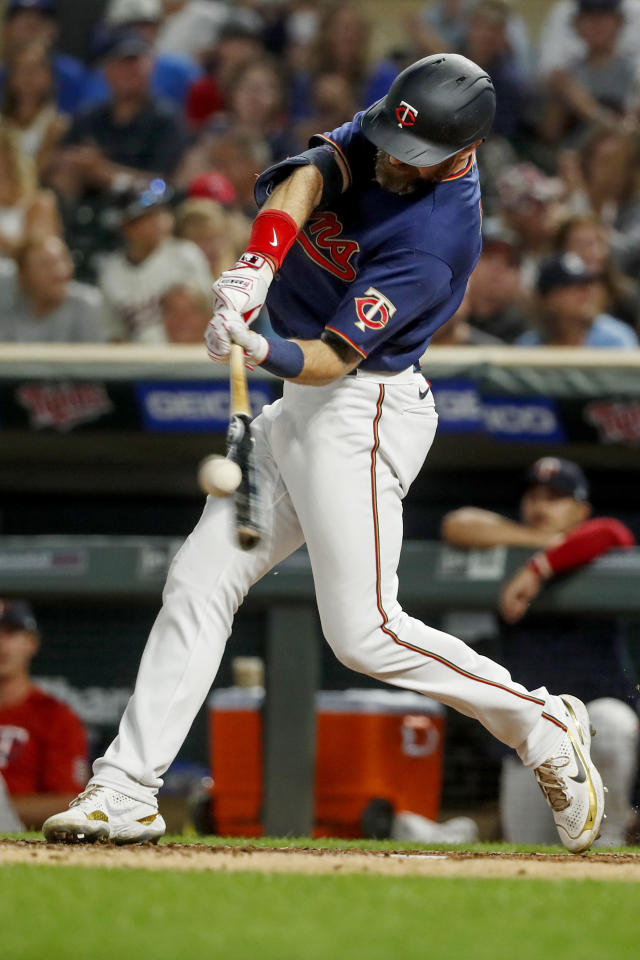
[[197, 455, 242, 497]]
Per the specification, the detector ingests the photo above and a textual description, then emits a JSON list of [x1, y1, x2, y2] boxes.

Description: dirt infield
[[2, 839, 640, 881]]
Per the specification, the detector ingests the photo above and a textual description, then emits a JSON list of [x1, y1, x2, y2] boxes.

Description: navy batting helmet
[[361, 54, 496, 167]]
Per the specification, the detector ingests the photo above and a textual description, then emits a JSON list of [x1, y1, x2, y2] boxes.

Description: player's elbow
[[441, 508, 477, 547]]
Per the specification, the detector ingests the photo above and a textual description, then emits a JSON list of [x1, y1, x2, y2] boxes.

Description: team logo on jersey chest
[[396, 100, 419, 128], [354, 287, 397, 331], [297, 212, 359, 281]]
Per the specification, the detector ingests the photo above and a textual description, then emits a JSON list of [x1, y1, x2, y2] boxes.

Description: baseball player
[[44, 55, 605, 852], [443, 456, 638, 845]]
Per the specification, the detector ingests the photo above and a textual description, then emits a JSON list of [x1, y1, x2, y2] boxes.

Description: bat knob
[[237, 526, 261, 551]]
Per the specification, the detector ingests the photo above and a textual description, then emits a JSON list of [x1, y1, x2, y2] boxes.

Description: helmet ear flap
[[361, 54, 496, 167]]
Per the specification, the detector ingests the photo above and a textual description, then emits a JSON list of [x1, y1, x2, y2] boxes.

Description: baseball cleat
[[42, 786, 166, 844], [534, 695, 605, 854]]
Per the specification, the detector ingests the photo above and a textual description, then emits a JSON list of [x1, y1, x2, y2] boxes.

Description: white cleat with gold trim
[[534, 695, 605, 854], [43, 786, 166, 844]]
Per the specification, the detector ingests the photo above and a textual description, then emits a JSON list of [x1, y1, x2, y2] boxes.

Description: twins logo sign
[[354, 287, 396, 331]]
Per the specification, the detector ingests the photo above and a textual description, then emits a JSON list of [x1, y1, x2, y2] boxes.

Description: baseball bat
[[226, 343, 262, 550]]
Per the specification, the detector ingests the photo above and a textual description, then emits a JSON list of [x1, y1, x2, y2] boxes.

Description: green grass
[[1, 863, 638, 960], [3, 831, 636, 855]]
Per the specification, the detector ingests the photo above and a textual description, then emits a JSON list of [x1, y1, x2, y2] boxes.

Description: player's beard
[[374, 150, 462, 193]]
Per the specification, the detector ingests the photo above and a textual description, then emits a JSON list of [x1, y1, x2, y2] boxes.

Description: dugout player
[[0, 599, 88, 829], [443, 457, 639, 845], [45, 55, 607, 853]]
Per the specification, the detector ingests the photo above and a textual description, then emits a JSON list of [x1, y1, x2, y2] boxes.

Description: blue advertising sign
[[136, 381, 274, 432]]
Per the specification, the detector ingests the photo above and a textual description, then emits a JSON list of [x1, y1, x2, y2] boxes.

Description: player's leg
[[499, 754, 559, 844], [587, 698, 639, 845], [278, 374, 603, 851], [43, 404, 305, 842]]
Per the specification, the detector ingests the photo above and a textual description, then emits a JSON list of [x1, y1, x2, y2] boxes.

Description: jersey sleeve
[[324, 248, 453, 358], [308, 113, 365, 190], [254, 114, 364, 207], [40, 703, 88, 794]]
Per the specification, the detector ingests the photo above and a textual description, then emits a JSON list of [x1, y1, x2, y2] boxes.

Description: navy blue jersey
[[262, 112, 483, 371]]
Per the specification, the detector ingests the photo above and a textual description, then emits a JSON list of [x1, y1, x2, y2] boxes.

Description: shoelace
[[534, 761, 570, 811], [70, 785, 105, 808]]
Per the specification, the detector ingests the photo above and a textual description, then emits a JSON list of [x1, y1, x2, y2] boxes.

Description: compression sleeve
[[528, 518, 635, 578]]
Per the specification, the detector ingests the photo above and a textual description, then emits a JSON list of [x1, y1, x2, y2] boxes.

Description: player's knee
[[587, 698, 640, 752], [327, 627, 390, 677]]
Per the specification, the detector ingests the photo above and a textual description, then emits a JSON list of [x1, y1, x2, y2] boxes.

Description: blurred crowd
[[0, 0, 639, 349]]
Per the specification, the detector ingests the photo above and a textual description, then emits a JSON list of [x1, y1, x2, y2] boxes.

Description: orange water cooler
[[208, 687, 445, 837]]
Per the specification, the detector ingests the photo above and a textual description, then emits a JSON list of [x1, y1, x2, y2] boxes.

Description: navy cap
[[526, 457, 589, 501], [536, 253, 599, 296], [0, 599, 39, 634], [116, 179, 173, 224], [577, 0, 622, 13], [5, 0, 55, 16], [92, 27, 151, 63]]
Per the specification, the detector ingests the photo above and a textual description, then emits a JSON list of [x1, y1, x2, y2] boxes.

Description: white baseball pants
[[92, 369, 569, 804]]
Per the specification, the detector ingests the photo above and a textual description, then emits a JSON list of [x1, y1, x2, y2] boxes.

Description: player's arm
[[500, 518, 635, 623], [441, 508, 559, 549], [205, 145, 353, 383]]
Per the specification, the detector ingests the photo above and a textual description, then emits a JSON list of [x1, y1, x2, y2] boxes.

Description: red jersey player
[[0, 600, 88, 830]]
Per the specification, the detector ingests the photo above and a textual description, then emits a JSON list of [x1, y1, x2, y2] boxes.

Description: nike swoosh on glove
[[212, 252, 274, 326], [225, 317, 269, 368], [205, 308, 235, 362]]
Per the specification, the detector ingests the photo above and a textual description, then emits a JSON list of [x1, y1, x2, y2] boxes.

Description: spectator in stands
[[174, 196, 247, 278], [414, 0, 532, 76], [515, 252, 638, 347], [442, 457, 639, 845], [461, 0, 529, 139], [429, 290, 503, 345], [205, 56, 299, 163], [301, 3, 400, 113], [50, 27, 191, 281], [54, 29, 190, 198], [177, 130, 270, 218], [552, 213, 640, 330], [186, 18, 265, 131], [156, 0, 228, 62], [496, 163, 565, 290], [562, 127, 640, 277], [0, 599, 88, 830], [541, 0, 638, 146], [83, 0, 203, 111], [0, 39, 69, 178], [294, 71, 358, 148], [0, 234, 106, 342], [99, 181, 210, 342], [0, 0, 89, 115], [161, 281, 210, 343], [538, 0, 640, 79], [0, 127, 61, 259], [465, 219, 530, 342]]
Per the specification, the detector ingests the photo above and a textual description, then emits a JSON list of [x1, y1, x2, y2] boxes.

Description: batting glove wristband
[[212, 252, 274, 327]]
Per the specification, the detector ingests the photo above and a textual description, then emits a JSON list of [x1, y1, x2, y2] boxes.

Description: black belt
[[347, 362, 421, 377]]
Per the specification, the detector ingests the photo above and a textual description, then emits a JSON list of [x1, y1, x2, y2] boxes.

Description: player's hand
[[211, 252, 274, 326], [205, 308, 235, 362], [225, 317, 269, 368], [499, 566, 542, 624]]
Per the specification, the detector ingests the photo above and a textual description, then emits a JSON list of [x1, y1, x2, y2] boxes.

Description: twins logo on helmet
[[396, 100, 419, 128], [354, 287, 397, 331]]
